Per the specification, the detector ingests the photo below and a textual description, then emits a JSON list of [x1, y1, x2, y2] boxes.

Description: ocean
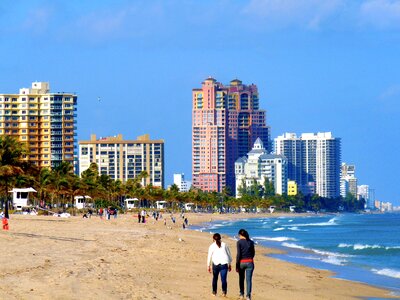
[[196, 213, 400, 296]]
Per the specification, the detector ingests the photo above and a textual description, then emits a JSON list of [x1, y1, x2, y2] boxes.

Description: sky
[[1, 0, 400, 205]]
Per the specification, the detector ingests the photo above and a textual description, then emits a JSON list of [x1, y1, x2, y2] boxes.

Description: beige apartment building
[[79, 134, 164, 188], [0, 82, 77, 169]]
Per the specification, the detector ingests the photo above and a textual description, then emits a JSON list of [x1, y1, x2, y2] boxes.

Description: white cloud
[[21, 7, 53, 34], [360, 0, 400, 29], [242, 0, 344, 29], [379, 84, 400, 100], [63, 3, 166, 42]]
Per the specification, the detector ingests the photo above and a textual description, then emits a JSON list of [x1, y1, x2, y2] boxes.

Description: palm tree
[[47, 161, 74, 208], [35, 168, 52, 207], [165, 184, 180, 209], [0, 136, 28, 217], [81, 162, 100, 204]]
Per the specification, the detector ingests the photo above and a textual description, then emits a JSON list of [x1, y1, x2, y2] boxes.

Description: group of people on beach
[[95, 207, 117, 220], [207, 229, 255, 300]]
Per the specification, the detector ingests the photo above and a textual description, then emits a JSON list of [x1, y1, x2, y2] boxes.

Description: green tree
[[47, 161, 74, 207], [0, 136, 28, 217], [237, 179, 247, 198], [263, 177, 275, 198]]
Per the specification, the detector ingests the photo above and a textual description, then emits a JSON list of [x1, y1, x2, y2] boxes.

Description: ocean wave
[[284, 217, 338, 227], [321, 256, 346, 265], [281, 242, 306, 250], [273, 227, 285, 231], [282, 243, 352, 258], [254, 236, 297, 242], [372, 268, 400, 279], [288, 226, 307, 231], [288, 255, 347, 266], [338, 243, 400, 250]]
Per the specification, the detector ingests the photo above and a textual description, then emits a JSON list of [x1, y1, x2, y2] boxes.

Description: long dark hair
[[213, 233, 222, 248], [238, 229, 250, 241]]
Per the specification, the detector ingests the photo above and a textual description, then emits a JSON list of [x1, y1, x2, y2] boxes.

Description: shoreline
[[193, 212, 400, 298], [0, 212, 398, 299]]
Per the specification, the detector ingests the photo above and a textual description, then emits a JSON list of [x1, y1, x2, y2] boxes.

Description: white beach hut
[[9, 187, 37, 210], [155, 200, 167, 210], [74, 196, 92, 209], [125, 198, 139, 210], [184, 203, 194, 211]]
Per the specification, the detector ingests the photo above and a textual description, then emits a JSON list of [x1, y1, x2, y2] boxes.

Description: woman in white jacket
[[207, 233, 232, 297]]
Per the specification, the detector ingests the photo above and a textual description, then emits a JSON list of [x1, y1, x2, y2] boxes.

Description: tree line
[[0, 136, 365, 212]]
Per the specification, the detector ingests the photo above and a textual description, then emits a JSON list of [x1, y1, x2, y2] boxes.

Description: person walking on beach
[[207, 233, 232, 297], [236, 229, 255, 300], [99, 208, 104, 220], [141, 209, 146, 223]]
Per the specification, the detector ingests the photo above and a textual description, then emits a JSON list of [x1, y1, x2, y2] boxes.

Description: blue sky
[[1, 0, 400, 205]]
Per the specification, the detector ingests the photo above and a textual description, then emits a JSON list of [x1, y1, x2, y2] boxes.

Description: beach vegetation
[[0, 138, 367, 214]]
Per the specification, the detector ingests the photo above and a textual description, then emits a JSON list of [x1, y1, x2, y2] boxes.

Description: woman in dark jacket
[[236, 229, 255, 300]]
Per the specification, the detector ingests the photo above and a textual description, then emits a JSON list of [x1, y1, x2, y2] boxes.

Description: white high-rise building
[[357, 185, 374, 208], [340, 163, 357, 197], [275, 132, 341, 198], [235, 138, 287, 197], [173, 173, 192, 192]]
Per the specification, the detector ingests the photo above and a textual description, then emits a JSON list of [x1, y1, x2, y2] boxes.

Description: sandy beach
[[0, 212, 397, 300]]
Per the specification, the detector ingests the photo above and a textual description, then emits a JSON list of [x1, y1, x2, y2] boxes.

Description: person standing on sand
[[207, 233, 232, 297], [99, 208, 104, 220], [141, 209, 146, 223], [236, 229, 255, 300]]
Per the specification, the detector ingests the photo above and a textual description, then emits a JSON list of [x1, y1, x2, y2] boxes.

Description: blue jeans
[[212, 263, 228, 294], [239, 262, 254, 298]]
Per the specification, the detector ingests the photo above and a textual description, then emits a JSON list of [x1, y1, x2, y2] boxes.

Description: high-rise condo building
[[235, 138, 287, 197], [340, 163, 358, 197], [0, 82, 77, 170], [79, 134, 164, 188], [357, 185, 374, 208], [192, 77, 270, 193], [173, 173, 192, 192], [274, 133, 303, 188], [275, 132, 341, 198]]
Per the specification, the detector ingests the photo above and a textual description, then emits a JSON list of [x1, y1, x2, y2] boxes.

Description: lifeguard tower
[[125, 198, 139, 210], [184, 203, 194, 211], [74, 196, 92, 209], [9, 188, 37, 210], [155, 200, 167, 210]]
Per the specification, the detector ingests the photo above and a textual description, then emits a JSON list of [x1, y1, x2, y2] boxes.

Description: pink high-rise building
[[192, 77, 270, 193]]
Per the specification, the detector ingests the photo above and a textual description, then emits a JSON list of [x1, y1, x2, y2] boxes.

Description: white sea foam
[[288, 220, 293, 222], [288, 254, 347, 266], [254, 236, 297, 242], [274, 221, 279, 224], [372, 268, 400, 279], [282, 243, 352, 259], [281, 242, 306, 250], [288, 226, 307, 231], [284, 217, 338, 227], [312, 249, 351, 258], [273, 227, 285, 231], [321, 256, 346, 266], [338, 243, 400, 250]]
